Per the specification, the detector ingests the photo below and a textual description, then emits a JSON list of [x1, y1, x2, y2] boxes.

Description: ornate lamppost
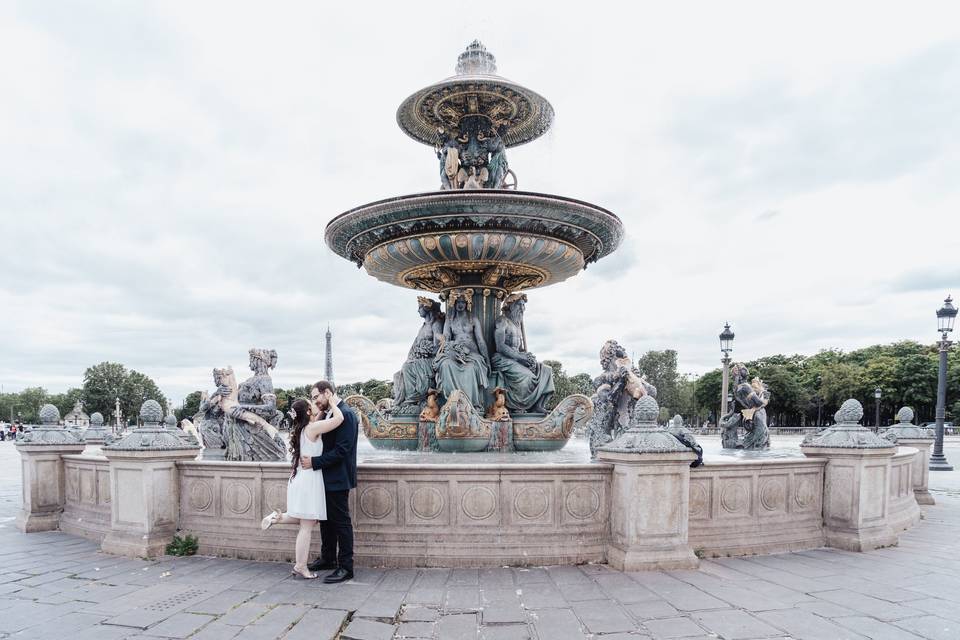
[[874, 387, 882, 432], [930, 295, 957, 471], [719, 323, 735, 418]]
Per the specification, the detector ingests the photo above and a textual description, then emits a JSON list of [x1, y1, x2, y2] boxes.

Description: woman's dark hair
[[288, 398, 311, 478]]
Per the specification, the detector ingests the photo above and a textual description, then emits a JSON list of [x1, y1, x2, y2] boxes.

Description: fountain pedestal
[[101, 401, 200, 558], [802, 400, 897, 552], [15, 404, 86, 533], [598, 396, 699, 571]]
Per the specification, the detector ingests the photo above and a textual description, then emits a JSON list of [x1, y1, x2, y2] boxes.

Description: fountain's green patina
[[326, 42, 623, 452]]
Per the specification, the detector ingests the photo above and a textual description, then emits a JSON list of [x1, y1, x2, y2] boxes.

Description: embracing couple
[[260, 380, 359, 582]]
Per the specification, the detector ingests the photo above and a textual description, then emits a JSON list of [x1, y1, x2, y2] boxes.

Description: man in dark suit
[[301, 380, 358, 583]]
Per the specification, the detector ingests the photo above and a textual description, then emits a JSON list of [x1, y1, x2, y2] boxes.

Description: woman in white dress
[[260, 398, 343, 579]]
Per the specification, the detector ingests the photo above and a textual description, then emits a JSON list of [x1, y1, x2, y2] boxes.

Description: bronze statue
[[720, 363, 770, 449], [491, 293, 555, 413], [393, 297, 445, 413], [434, 289, 491, 409], [586, 340, 657, 456]]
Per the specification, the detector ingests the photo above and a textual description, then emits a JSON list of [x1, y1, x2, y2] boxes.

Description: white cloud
[[1, 1, 958, 405]]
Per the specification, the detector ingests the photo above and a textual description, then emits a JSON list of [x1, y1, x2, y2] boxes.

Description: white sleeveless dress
[[286, 431, 326, 520]]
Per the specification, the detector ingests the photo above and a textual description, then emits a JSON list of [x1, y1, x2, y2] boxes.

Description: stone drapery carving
[[491, 293, 555, 413], [434, 289, 491, 409], [194, 349, 287, 461], [393, 297, 445, 414], [585, 340, 657, 456], [720, 363, 770, 450]]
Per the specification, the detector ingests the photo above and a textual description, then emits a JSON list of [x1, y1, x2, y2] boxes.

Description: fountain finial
[[456, 40, 497, 75]]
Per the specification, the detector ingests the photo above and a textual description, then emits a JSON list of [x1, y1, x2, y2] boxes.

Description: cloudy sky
[[1, 1, 958, 405]]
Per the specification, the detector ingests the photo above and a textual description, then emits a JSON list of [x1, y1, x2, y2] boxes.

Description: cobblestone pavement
[[3, 441, 960, 639]]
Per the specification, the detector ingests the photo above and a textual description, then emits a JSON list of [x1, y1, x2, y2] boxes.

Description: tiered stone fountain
[[326, 41, 623, 452]]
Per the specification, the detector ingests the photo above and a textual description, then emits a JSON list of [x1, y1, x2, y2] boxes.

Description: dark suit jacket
[[310, 399, 358, 492]]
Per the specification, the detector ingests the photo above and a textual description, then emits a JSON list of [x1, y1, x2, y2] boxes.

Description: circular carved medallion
[[514, 486, 549, 520], [759, 480, 785, 512], [410, 486, 444, 520], [189, 481, 214, 513], [795, 477, 816, 509], [689, 482, 709, 518], [264, 483, 286, 514], [461, 486, 497, 520], [359, 486, 393, 520], [224, 483, 253, 515], [720, 481, 748, 514], [564, 485, 600, 520]]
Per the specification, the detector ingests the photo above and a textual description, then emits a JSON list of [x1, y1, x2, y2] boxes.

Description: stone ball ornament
[[38, 403, 61, 425], [834, 399, 864, 424], [16, 404, 82, 446], [90, 412, 104, 426], [632, 395, 660, 426], [896, 407, 915, 424], [105, 399, 199, 452], [803, 398, 893, 449], [164, 414, 177, 428], [139, 400, 164, 425], [598, 395, 690, 454]]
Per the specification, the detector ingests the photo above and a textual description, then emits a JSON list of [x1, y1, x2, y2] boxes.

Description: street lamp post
[[719, 323, 735, 418], [931, 295, 957, 471], [874, 387, 882, 432]]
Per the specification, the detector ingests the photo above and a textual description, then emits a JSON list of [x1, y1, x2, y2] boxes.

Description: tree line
[[0, 362, 167, 424], [6, 341, 957, 429]]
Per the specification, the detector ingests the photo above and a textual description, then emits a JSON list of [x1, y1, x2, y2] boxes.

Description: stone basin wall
[[888, 447, 921, 532], [687, 458, 827, 557], [177, 461, 611, 567], [61, 454, 111, 542], [19, 442, 931, 566]]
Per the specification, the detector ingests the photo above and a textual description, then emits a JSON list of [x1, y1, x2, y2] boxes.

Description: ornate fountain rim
[[325, 189, 624, 271], [397, 73, 555, 149]]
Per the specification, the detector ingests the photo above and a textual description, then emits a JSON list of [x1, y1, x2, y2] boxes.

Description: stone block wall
[[888, 447, 921, 532], [60, 455, 111, 542], [688, 458, 827, 557]]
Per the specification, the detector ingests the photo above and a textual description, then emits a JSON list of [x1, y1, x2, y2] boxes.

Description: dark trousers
[[319, 489, 353, 571]]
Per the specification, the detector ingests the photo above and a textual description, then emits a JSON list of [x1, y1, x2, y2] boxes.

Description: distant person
[[301, 380, 359, 584], [260, 397, 343, 579]]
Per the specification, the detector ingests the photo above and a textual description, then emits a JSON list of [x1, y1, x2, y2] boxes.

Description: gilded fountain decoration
[[325, 41, 621, 452]]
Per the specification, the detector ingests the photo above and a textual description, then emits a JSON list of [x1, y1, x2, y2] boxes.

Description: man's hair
[[312, 380, 336, 395]]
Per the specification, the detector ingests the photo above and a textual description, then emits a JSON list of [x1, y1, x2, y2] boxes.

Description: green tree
[[82, 362, 167, 422], [693, 369, 723, 425], [176, 391, 203, 422], [543, 360, 594, 410], [637, 350, 680, 415], [16, 387, 49, 423], [47, 388, 85, 419]]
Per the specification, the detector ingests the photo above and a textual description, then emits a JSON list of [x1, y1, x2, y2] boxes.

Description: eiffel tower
[[324, 324, 334, 384]]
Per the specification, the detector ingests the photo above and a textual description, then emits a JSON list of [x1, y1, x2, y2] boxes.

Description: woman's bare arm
[[305, 404, 343, 440]]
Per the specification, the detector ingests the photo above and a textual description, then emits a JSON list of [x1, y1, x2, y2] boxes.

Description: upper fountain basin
[[325, 190, 623, 293]]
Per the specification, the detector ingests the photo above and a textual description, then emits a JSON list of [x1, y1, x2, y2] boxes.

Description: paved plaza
[[3, 441, 960, 639]]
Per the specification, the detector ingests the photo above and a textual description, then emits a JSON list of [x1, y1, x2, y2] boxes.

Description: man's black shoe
[[307, 559, 337, 572], [323, 568, 353, 584]]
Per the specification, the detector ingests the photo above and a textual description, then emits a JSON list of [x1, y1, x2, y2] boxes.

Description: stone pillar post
[[101, 400, 200, 558], [801, 399, 897, 552], [881, 407, 936, 506], [15, 404, 86, 533], [598, 396, 699, 571]]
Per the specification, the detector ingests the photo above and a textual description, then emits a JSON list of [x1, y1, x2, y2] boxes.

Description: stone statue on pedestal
[[393, 297, 445, 414], [434, 289, 491, 409], [586, 340, 657, 456], [720, 363, 770, 450], [491, 293, 555, 414], [194, 349, 287, 461]]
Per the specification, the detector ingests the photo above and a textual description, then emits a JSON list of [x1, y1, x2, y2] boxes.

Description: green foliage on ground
[[165, 534, 199, 556]]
